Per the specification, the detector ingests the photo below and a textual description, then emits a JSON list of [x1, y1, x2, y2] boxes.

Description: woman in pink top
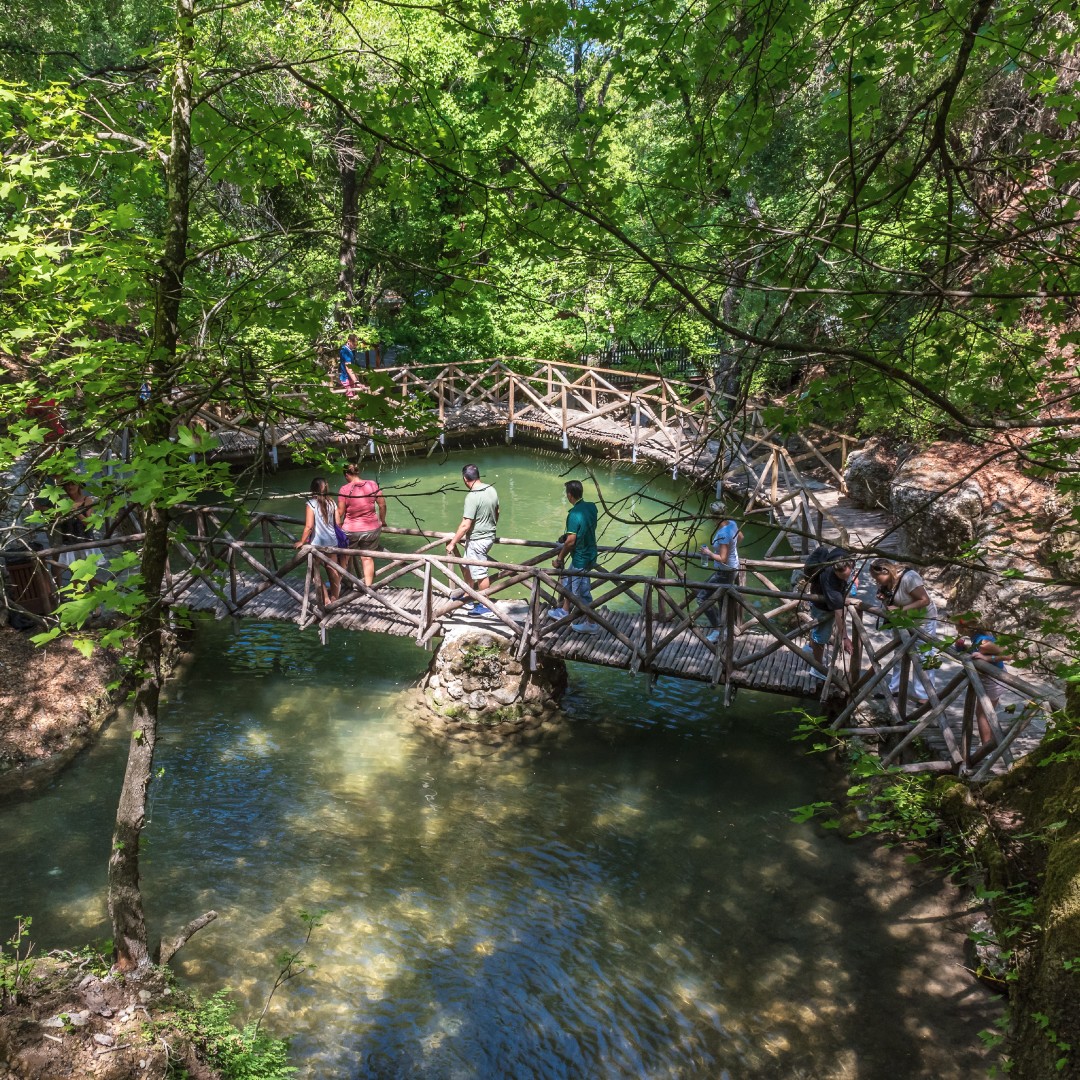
[[338, 462, 387, 587]]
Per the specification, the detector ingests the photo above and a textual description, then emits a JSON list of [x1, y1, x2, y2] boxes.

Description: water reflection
[[0, 450, 999, 1078], [140, 621, 995, 1079]]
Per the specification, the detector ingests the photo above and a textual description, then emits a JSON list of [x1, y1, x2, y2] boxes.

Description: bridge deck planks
[[176, 574, 815, 698]]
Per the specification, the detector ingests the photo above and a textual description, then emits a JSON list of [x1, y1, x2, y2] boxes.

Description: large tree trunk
[[1009, 760, 1080, 1078], [337, 132, 383, 321], [336, 122, 359, 313], [107, 0, 193, 976], [988, 681, 1080, 1078]]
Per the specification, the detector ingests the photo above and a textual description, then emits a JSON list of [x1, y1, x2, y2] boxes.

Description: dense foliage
[[1, 0, 1078, 1074]]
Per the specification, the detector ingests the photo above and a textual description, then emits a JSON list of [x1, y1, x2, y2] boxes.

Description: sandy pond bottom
[[0, 619, 1000, 1080], [0, 450, 1001, 1078]]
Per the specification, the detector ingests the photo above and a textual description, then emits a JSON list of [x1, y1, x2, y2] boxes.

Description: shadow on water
[[115, 620, 998, 1080], [0, 448, 1000, 1078]]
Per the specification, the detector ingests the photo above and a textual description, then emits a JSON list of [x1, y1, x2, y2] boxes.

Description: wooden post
[[722, 590, 736, 706], [656, 553, 668, 621], [960, 685, 976, 765], [642, 582, 653, 674], [417, 559, 433, 644], [561, 385, 568, 449], [526, 575, 541, 669], [258, 518, 270, 571], [848, 607, 863, 690], [299, 549, 312, 628], [897, 634, 911, 717]]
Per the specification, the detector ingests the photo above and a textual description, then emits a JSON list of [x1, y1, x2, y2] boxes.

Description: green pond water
[[0, 448, 995, 1078]]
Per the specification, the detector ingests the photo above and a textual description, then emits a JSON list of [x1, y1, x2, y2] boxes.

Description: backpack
[[800, 545, 849, 591]]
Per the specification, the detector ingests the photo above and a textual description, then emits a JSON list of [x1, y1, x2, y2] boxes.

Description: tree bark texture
[[107, 0, 194, 976], [337, 132, 382, 319], [107, 505, 170, 973], [986, 682, 1080, 1079], [336, 123, 359, 312], [1009, 756, 1080, 1079]]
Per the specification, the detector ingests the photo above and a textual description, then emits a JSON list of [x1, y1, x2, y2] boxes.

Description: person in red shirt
[[26, 396, 65, 444], [337, 462, 387, 587]]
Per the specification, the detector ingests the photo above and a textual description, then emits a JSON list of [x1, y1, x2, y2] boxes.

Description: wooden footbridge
[[189, 358, 865, 557], [4, 360, 1059, 777], [11, 506, 1053, 779]]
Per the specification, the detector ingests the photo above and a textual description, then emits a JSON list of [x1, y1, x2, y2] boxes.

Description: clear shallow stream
[[0, 449, 996, 1078]]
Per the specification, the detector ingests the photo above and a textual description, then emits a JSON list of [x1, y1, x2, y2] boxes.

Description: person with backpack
[[804, 546, 856, 679], [953, 613, 1010, 753], [697, 502, 741, 644], [869, 558, 938, 703]]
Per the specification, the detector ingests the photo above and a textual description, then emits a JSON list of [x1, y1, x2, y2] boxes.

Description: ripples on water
[[0, 452, 997, 1078]]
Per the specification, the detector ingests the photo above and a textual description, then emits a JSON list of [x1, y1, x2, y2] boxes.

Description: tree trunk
[[107, 0, 193, 976], [337, 132, 383, 321], [987, 680, 1080, 1078], [107, 505, 170, 973], [1008, 754, 1080, 1079], [337, 122, 359, 313]]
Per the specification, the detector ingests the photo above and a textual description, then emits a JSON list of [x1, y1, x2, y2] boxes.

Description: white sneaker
[[548, 607, 568, 620], [706, 629, 722, 644], [809, 668, 828, 681], [572, 621, 599, 634]]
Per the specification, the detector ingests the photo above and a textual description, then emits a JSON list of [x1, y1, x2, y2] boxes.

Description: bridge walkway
[[180, 572, 824, 697]]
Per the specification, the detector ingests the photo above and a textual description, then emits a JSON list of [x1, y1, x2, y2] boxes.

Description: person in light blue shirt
[[698, 502, 741, 643], [338, 334, 358, 393]]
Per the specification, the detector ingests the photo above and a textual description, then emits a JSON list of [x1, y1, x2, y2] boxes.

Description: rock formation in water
[[417, 627, 568, 748]]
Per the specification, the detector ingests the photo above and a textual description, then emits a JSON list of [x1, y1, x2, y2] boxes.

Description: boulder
[[843, 438, 902, 510], [890, 456, 987, 558]]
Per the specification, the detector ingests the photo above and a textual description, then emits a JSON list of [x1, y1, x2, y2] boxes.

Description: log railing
[[7, 509, 1051, 778], [186, 357, 857, 549]]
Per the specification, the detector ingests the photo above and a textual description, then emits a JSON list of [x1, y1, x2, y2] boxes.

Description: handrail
[[188, 356, 860, 550], [9, 524, 1053, 777]]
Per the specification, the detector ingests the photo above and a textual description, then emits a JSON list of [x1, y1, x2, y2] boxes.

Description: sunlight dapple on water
[[0, 449, 997, 1078]]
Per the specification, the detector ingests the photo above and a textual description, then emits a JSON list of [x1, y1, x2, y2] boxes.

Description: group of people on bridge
[[297, 463, 1011, 747], [296, 462, 604, 633]]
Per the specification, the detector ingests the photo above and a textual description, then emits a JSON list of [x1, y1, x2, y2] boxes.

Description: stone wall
[[416, 627, 569, 750]]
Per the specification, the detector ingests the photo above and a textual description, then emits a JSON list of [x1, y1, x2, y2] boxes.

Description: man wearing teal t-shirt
[[551, 480, 599, 633]]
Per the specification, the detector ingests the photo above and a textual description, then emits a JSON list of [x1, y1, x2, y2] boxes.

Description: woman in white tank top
[[295, 477, 344, 603]]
